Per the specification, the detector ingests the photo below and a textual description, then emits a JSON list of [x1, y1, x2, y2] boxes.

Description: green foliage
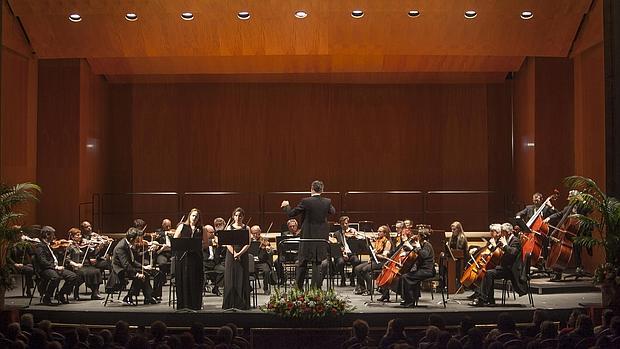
[[261, 287, 355, 319], [0, 182, 41, 290], [563, 176, 620, 282]]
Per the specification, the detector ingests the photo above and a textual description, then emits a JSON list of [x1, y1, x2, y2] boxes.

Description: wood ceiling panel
[[9, 0, 592, 59], [86, 56, 525, 75], [103, 72, 509, 85]]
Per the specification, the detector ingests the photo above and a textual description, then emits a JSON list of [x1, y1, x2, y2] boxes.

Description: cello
[[520, 191, 557, 265], [459, 239, 503, 288], [375, 229, 418, 291]]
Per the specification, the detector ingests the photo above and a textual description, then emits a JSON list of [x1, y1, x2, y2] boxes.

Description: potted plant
[[564, 176, 620, 308], [0, 182, 41, 309]]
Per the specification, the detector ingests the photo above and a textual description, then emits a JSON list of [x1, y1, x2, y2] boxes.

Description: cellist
[[465, 223, 502, 300], [469, 223, 528, 307], [399, 229, 435, 308], [544, 190, 592, 280]]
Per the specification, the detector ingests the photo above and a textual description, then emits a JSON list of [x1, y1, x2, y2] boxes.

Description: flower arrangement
[[261, 287, 355, 319], [593, 263, 620, 285]]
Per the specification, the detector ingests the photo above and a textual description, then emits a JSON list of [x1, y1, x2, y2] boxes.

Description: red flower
[[287, 302, 294, 309]]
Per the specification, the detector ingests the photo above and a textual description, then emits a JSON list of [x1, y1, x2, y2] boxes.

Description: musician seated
[[79, 220, 112, 272], [109, 227, 157, 305], [148, 218, 174, 300], [250, 225, 275, 295], [353, 225, 393, 296], [65, 228, 104, 300], [274, 218, 301, 284], [34, 226, 79, 305], [334, 216, 362, 288], [400, 230, 435, 308], [10, 228, 36, 297], [466, 224, 502, 300], [469, 223, 528, 307], [202, 224, 224, 296]]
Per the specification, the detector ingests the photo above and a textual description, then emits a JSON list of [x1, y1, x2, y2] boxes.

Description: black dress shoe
[[122, 296, 136, 306], [90, 293, 104, 300], [399, 301, 414, 308], [42, 297, 55, 306], [466, 293, 478, 300], [55, 294, 69, 304], [378, 295, 390, 302], [144, 298, 158, 305], [468, 299, 486, 307], [339, 279, 346, 287], [212, 287, 222, 296]]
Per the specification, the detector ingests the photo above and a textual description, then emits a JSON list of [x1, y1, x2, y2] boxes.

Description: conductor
[[281, 180, 336, 289]]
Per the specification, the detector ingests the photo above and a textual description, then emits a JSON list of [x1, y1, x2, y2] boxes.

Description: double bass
[[520, 191, 557, 265], [546, 202, 577, 271]]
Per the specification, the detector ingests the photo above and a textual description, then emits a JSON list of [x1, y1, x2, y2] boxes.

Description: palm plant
[[563, 176, 620, 283], [0, 182, 41, 291]]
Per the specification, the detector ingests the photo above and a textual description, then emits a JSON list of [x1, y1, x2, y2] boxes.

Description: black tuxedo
[[516, 204, 556, 223], [285, 194, 335, 289], [110, 238, 152, 299], [33, 242, 78, 300], [333, 230, 362, 285], [479, 235, 528, 303]]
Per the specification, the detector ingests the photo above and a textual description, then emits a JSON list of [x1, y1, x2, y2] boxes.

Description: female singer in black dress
[[173, 208, 204, 310], [222, 207, 251, 310]]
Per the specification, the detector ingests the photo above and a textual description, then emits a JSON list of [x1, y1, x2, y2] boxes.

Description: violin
[[50, 239, 73, 249]]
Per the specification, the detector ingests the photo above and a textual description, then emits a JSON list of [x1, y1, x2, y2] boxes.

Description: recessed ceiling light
[[69, 13, 82, 22], [520, 11, 533, 20], [407, 10, 420, 18], [294, 11, 308, 19], [237, 11, 251, 20], [181, 12, 194, 21], [351, 10, 364, 19], [125, 13, 138, 21], [464, 10, 477, 19]]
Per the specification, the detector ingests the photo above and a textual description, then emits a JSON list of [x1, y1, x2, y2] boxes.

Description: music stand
[[513, 217, 531, 233], [170, 237, 203, 312]]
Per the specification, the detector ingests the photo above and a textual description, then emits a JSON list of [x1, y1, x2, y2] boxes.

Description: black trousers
[[16, 264, 34, 289], [255, 262, 273, 291], [125, 270, 153, 300], [203, 259, 225, 287], [296, 259, 325, 289], [479, 266, 511, 303], [40, 268, 78, 298], [401, 268, 434, 303], [354, 261, 384, 292], [335, 254, 361, 282]]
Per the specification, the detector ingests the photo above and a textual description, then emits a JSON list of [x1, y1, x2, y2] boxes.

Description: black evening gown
[[175, 224, 204, 310], [222, 227, 250, 310]]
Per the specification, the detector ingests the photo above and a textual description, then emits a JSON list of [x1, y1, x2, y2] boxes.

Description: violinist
[[80, 221, 113, 272], [274, 218, 301, 285], [202, 224, 224, 296], [544, 190, 592, 280], [149, 218, 174, 282], [334, 216, 362, 288], [65, 228, 103, 300], [110, 227, 156, 306], [469, 223, 528, 307], [10, 227, 35, 297], [400, 230, 435, 308], [34, 226, 78, 305], [516, 192, 558, 223], [250, 225, 274, 295], [353, 225, 393, 296]]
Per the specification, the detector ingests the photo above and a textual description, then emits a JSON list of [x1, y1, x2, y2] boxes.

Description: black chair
[[575, 337, 596, 349], [248, 254, 259, 308], [501, 252, 534, 307], [539, 338, 558, 349]]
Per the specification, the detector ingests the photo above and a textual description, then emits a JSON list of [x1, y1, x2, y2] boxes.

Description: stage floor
[[3, 276, 602, 329]]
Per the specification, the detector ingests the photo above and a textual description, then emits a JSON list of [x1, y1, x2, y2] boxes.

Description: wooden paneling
[[513, 58, 536, 209], [85, 55, 525, 77], [534, 58, 575, 198], [1, 0, 38, 223], [571, 0, 603, 57], [102, 82, 513, 230], [36, 59, 81, 233], [10, 0, 589, 59]]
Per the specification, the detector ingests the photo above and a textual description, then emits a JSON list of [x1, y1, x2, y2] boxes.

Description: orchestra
[[17, 182, 595, 310]]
